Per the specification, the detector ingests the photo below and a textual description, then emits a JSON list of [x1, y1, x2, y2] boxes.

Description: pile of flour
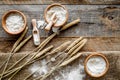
[[6, 13, 24, 32], [46, 6, 67, 26]]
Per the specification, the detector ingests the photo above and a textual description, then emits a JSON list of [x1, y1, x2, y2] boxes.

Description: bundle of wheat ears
[[0, 19, 87, 80]]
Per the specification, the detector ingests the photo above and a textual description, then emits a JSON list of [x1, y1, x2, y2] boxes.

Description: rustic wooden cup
[[44, 3, 68, 27], [84, 53, 109, 78], [2, 10, 27, 35]]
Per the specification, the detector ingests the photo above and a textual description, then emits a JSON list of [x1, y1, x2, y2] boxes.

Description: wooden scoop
[[32, 19, 40, 46], [45, 13, 57, 31]]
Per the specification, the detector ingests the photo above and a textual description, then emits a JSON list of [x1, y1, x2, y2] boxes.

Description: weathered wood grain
[[0, 5, 120, 38], [0, 3, 120, 80], [0, 3, 119, 80], [0, 0, 120, 4], [0, 51, 119, 80], [0, 37, 120, 53]]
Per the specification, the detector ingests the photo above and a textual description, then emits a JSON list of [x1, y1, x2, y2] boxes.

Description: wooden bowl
[[2, 10, 27, 35], [84, 53, 109, 78], [44, 3, 68, 27]]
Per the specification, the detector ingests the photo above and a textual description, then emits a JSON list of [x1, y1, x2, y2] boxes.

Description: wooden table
[[0, 0, 120, 80]]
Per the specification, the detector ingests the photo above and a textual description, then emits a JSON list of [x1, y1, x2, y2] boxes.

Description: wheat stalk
[[0, 27, 28, 80], [36, 38, 87, 80], [1, 18, 80, 79]]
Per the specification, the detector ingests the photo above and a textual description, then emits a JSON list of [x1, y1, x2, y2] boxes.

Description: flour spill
[[29, 58, 85, 80], [29, 59, 48, 77], [54, 64, 85, 80]]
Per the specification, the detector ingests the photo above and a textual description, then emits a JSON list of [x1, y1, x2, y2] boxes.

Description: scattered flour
[[29, 59, 48, 77], [37, 20, 46, 29], [6, 13, 24, 32], [54, 64, 85, 80], [29, 58, 85, 80]]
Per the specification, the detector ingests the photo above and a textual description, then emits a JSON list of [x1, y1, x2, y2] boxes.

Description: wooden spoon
[[32, 19, 40, 46]]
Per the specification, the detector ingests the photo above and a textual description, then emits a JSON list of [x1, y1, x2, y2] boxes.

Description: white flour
[[46, 6, 67, 26], [54, 64, 85, 80], [29, 59, 85, 80], [29, 59, 48, 77], [86, 56, 106, 76], [6, 13, 24, 32]]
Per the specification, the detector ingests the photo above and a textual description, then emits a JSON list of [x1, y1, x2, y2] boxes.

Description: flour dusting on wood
[[29, 58, 85, 80], [29, 59, 48, 77], [54, 64, 85, 80]]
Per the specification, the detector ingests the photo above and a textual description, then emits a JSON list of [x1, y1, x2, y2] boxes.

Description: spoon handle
[[45, 21, 53, 31]]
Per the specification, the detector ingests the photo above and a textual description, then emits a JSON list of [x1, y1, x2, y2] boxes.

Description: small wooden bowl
[[2, 10, 27, 35], [84, 53, 109, 78], [44, 3, 68, 27]]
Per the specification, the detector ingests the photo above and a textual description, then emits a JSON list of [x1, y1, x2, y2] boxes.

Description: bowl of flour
[[2, 10, 27, 35], [44, 3, 68, 27], [84, 53, 109, 78]]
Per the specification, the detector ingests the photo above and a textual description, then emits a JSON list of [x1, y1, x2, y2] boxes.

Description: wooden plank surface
[[0, 2, 119, 80], [0, 5, 120, 39], [0, 37, 120, 53], [0, 51, 119, 80], [0, 0, 120, 4]]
